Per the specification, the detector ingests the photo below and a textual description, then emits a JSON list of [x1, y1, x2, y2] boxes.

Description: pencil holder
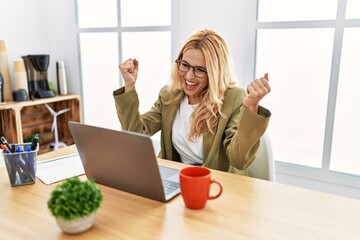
[[2, 143, 38, 187]]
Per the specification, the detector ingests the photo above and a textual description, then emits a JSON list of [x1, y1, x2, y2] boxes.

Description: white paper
[[36, 154, 85, 185]]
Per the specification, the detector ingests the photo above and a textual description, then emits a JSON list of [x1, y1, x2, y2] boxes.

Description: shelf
[[0, 94, 82, 154]]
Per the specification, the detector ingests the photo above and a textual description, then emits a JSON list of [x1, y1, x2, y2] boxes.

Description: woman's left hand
[[243, 73, 271, 113]]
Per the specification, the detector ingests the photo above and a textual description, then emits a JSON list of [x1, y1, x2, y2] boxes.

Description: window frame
[[255, 0, 360, 193], [75, 0, 177, 126]]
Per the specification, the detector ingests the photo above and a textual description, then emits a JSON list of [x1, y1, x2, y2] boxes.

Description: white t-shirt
[[172, 96, 203, 165]]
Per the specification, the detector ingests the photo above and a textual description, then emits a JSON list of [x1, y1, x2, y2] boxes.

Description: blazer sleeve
[[113, 87, 162, 136], [223, 90, 271, 170]]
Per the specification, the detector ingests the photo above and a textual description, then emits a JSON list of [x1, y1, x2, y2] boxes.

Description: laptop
[[68, 121, 180, 202]]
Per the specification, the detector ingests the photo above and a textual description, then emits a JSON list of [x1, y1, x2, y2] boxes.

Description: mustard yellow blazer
[[113, 86, 271, 175]]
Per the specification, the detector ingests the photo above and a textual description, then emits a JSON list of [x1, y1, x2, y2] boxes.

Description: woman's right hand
[[119, 58, 139, 92]]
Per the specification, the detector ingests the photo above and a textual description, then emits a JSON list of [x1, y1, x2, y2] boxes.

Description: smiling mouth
[[185, 81, 198, 90]]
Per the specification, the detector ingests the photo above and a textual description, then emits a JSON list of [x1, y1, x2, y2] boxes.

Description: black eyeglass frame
[[175, 59, 208, 78]]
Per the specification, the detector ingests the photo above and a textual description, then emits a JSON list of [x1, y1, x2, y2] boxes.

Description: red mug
[[179, 166, 223, 209]]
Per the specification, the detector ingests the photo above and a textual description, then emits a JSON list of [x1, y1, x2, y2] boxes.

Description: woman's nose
[[184, 68, 195, 79]]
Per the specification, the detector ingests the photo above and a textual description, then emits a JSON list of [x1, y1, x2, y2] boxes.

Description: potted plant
[[47, 177, 103, 234]]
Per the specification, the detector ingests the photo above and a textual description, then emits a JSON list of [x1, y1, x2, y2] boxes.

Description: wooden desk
[[1, 145, 360, 239]]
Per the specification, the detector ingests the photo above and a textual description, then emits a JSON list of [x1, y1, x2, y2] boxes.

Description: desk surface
[[1, 145, 360, 239]]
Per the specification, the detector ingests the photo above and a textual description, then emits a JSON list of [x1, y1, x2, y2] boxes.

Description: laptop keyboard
[[162, 179, 180, 195]]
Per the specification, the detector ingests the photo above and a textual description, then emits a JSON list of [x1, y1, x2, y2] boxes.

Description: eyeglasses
[[175, 60, 207, 78]]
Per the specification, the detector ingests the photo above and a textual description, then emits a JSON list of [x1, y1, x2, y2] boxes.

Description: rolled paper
[[13, 59, 29, 94], [0, 40, 13, 101]]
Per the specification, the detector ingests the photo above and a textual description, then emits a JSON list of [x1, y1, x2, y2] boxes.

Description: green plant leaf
[[47, 177, 103, 221]]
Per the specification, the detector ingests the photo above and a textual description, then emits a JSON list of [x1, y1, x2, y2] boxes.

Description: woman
[[113, 29, 271, 175]]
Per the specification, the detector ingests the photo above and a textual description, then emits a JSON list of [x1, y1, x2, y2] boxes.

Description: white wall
[[0, 0, 80, 95]]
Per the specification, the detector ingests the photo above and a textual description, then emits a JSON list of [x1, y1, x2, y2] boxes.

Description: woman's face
[[179, 48, 209, 105]]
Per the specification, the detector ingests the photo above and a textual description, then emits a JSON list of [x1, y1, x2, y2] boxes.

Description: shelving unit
[[0, 94, 82, 154]]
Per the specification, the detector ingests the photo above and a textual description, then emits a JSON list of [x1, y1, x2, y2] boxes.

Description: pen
[[1, 143, 8, 153], [15, 146, 35, 183], [25, 146, 36, 178], [30, 134, 39, 151], [7, 152, 17, 185], [1, 136, 12, 153], [16, 156, 35, 182]]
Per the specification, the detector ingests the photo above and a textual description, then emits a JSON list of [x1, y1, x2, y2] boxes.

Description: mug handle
[[208, 178, 223, 200]]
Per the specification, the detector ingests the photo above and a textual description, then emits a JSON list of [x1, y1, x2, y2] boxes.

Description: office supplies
[[68, 121, 181, 202], [36, 154, 84, 184], [24, 145, 36, 176], [1, 144, 8, 152], [14, 146, 35, 182], [2, 142, 37, 186], [1, 136, 12, 153], [30, 133, 39, 150]]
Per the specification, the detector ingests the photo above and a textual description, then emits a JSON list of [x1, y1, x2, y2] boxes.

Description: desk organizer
[[2, 143, 38, 186]]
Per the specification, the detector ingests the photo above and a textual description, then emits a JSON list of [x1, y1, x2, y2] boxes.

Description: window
[[330, 27, 360, 175], [121, 31, 171, 114], [258, 0, 337, 21], [77, 0, 118, 28], [78, 32, 119, 128], [120, 0, 171, 27], [76, 0, 172, 129], [256, 28, 333, 168], [256, 0, 360, 190], [346, 0, 360, 19]]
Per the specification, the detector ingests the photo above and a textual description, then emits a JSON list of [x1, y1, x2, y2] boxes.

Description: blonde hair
[[168, 29, 237, 140]]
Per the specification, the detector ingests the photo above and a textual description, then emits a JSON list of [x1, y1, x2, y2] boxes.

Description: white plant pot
[[56, 214, 96, 234]]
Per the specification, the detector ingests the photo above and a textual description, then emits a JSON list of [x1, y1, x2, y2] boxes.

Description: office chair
[[248, 133, 276, 181]]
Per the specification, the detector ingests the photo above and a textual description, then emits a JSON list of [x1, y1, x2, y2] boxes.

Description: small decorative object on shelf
[[44, 103, 70, 150], [47, 177, 103, 234]]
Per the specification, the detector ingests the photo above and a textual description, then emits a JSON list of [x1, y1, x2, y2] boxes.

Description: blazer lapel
[[203, 132, 214, 165]]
